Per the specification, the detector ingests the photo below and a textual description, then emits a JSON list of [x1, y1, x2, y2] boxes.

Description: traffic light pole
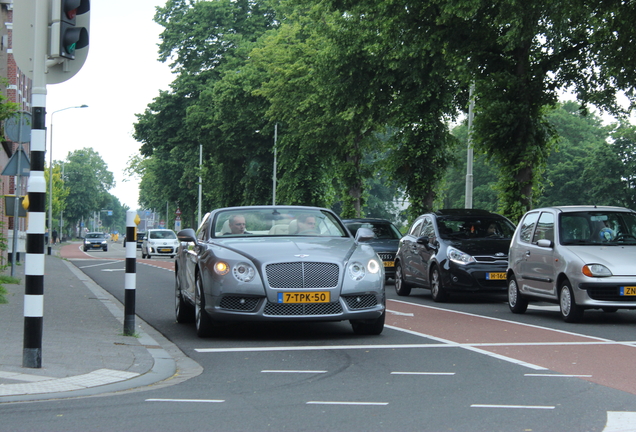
[[23, 0, 49, 369]]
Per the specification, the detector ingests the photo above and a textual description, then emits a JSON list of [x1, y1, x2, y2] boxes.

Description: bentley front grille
[[343, 294, 378, 310], [263, 301, 343, 316], [265, 262, 339, 289]]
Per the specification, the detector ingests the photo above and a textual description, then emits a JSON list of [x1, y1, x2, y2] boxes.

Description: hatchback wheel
[[508, 275, 528, 314], [430, 266, 448, 302], [560, 281, 584, 323], [394, 263, 411, 296]]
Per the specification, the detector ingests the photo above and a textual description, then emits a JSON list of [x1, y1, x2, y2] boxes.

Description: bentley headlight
[[447, 246, 475, 265], [367, 258, 380, 274], [348, 261, 366, 281], [214, 261, 230, 276], [233, 262, 256, 282]]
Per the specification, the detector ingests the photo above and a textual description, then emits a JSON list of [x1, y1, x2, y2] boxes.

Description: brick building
[[1, 0, 32, 265]]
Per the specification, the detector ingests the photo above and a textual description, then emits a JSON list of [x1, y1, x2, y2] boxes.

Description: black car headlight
[[447, 246, 476, 265]]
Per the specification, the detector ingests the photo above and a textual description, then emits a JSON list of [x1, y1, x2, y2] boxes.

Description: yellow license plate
[[383, 261, 395, 268], [278, 292, 330, 303], [486, 272, 507, 280], [620, 286, 636, 296]]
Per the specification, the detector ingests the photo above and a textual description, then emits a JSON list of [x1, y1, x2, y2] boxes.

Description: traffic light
[[50, 0, 90, 60]]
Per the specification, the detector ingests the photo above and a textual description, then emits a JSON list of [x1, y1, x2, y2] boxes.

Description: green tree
[[62, 148, 115, 236]]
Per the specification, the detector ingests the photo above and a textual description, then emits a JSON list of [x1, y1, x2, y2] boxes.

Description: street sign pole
[[22, 0, 49, 369]]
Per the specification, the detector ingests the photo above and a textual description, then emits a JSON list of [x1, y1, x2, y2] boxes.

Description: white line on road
[[525, 373, 592, 378], [307, 401, 389, 406], [471, 404, 555, 410], [387, 309, 414, 316], [261, 370, 327, 373], [146, 399, 225, 403], [391, 371, 455, 375], [604, 412, 636, 432]]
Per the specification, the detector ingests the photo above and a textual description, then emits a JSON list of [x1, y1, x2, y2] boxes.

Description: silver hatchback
[[507, 206, 636, 322]]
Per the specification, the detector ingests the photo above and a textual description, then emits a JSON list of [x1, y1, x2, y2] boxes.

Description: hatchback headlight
[[582, 264, 612, 277], [233, 262, 256, 282], [447, 246, 475, 265]]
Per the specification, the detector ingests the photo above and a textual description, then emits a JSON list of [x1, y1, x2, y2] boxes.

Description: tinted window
[[518, 212, 540, 243], [409, 219, 424, 236], [421, 218, 435, 238], [436, 215, 516, 239], [532, 212, 555, 243], [345, 222, 401, 239]]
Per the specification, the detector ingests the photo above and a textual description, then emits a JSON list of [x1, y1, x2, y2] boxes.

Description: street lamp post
[[48, 105, 88, 255]]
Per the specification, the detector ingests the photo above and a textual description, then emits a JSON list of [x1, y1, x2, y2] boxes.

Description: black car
[[394, 209, 515, 301], [342, 218, 402, 280], [83, 232, 108, 252]]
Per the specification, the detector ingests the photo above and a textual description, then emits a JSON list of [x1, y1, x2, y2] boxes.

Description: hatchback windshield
[[560, 211, 636, 245], [213, 208, 349, 237], [86, 233, 105, 239], [149, 230, 177, 239], [437, 216, 516, 240]]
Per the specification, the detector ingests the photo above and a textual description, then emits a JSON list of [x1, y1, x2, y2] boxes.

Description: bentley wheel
[[175, 271, 194, 323], [394, 263, 411, 296], [508, 275, 528, 314], [560, 281, 583, 323], [430, 266, 448, 302], [195, 274, 214, 337], [350, 310, 385, 335]]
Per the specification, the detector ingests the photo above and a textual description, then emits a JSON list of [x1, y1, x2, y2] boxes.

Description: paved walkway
[[0, 242, 201, 403]]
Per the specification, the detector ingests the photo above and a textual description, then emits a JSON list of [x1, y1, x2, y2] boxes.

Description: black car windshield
[[212, 208, 349, 238], [437, 216, 516, 239], [560, 211, 636, 245], [149, 230, 177, 239], [346, 222, 401, 239]]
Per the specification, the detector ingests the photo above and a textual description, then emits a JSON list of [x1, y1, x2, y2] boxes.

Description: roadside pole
[[22, 0, 49, 369], [123, 211, 138, 335]]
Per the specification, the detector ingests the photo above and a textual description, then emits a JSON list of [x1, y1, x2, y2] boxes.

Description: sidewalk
[[0, 242, 201, 403]]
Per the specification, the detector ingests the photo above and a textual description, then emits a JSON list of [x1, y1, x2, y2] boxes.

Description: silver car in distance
[[507, 205, 636, 322], [174, 206, 386, 337]]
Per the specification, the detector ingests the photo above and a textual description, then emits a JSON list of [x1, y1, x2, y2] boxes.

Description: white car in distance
[[142, 229, 179, 259]]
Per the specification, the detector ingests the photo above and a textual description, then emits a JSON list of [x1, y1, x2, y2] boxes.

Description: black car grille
[[263, 301, 343, 316], [474, 255, 507, 263], [219, 296, 261, 311], [342, 294, 378, 310], [582, 285, 636, 302], [377, 253, 395, 261], [265, 262, 339, 289]]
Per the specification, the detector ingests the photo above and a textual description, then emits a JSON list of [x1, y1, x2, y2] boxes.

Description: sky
[[46, 1, 174, 211]]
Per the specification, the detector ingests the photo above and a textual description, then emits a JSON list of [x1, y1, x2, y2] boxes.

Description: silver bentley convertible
[[174, 206, 386, 337]]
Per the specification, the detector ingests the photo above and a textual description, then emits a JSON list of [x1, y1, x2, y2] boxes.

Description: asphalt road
[[3, 243, 635, 432]]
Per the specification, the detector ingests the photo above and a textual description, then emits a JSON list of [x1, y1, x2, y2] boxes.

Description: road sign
[[1, 148, 31, 176], [4, 112, 32, 143]]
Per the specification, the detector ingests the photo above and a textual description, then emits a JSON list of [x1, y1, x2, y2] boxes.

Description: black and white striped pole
[[123, 211, 139, 336], [22, 0, 48, 369]]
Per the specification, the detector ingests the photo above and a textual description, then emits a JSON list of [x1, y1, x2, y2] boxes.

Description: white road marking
[[471, 404, 555, 410], [604, 412, 636, 432], [102, 268, 125, 272], [391, 371, 455, 375], [525, 373, 592, 378], [261, 370, 327, 374], [307, 401, 388, 406], [79, 261, 121, 269], [146, 399, 225, 403], [387, 309, 414, 316]]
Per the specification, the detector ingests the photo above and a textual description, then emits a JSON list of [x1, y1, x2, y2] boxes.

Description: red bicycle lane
[[386, 298, 636, 396]]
